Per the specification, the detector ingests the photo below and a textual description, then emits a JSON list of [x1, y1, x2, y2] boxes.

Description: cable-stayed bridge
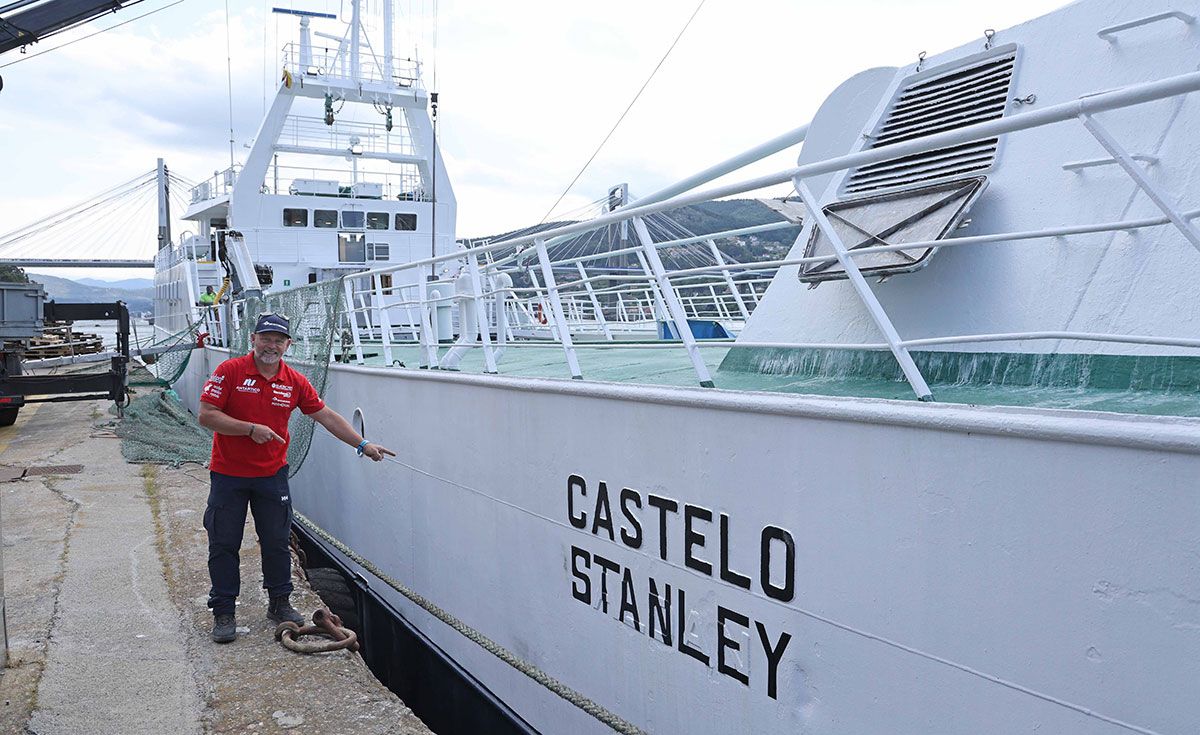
[[0, 165, 194, 269]]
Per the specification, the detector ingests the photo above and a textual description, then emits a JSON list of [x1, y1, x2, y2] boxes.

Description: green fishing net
[[120, 281, 343, 474], [116, 389, 212, 466], [227, 279, 345, 478], [130, 322, 202, 387]]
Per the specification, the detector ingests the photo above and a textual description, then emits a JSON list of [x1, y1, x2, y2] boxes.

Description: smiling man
[[197, 312, 394, 643]]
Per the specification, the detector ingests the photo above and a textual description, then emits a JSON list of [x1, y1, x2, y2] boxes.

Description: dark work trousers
[[205, 465, 293, 616]]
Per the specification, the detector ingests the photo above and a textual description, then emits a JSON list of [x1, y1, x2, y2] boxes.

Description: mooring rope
[[291, 510, 646, 735]]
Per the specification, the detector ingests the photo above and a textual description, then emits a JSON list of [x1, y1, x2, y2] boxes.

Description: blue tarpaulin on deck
[[658, 319, 732, 340]]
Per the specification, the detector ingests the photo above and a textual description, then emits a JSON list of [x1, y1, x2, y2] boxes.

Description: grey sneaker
[[211, 613, 237, 643], [267, 597, 305, 626]]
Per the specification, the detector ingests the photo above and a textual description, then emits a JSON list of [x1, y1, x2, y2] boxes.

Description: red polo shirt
[[199, 352, 325, 477]]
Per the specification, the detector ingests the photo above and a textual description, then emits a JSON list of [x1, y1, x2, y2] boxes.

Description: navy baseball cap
[[254, 313, 290, 337]]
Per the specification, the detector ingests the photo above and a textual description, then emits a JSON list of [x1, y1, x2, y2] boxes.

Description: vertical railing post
[[504, 302, 517, 342], [465, 249, 498, 374], [493, 274, 510, 362], [417, 267, 439, 368], [1079, 112, 1200, 254], [527, 265, 557, 339], [342, 277, 364, 363], [709, 285, 729, 320], [575, 262, 613, 341], [402, 282, 421, 342], [355, 278, 375, 340], [706, 239, 750, 319], [371, 273, 395, 365], [632, 217, 714, 387], [634, 250, 669, 321], [795, 181, 932, 400], [534, 238, 583, 379], [222, 301, 233, 348]]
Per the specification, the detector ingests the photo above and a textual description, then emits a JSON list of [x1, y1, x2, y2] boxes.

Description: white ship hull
[[176, 347, 1200, 734]]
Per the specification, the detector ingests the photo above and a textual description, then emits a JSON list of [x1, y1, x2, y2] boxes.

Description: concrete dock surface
[[0, 396, 435, 735]]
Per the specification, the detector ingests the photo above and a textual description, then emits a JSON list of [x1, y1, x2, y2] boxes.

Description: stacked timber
[[25, 322, 104, 358]]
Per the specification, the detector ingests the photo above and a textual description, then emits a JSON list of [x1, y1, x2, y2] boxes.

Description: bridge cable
[[537, 0, 708, 225]]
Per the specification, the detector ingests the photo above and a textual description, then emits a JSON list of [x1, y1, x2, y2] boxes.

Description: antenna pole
[[223, 0, 235, 169], [383, 0, 394, 83], [430, 92, 438, 262], [350, 0, 361, 83]]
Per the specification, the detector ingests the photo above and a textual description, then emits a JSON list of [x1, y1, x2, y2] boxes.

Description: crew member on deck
[[197, 312, 394, 644], [199, 285, 216, 305]]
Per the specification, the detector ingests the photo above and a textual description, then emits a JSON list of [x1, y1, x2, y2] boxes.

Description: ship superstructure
[[154, 3, 455, 336]]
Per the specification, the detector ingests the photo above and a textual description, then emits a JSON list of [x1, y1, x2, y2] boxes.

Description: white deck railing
[[212, 69, 1200, 400], [281, 43, 421, 88], [189, 165, 240, 204]]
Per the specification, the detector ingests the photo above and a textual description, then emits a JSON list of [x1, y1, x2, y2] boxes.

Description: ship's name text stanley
[[566, 474, 794, 700]]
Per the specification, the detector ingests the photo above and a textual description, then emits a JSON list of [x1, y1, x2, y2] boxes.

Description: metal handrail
[[290, 69, 1200, 396], [339, 69, 1200, 285]]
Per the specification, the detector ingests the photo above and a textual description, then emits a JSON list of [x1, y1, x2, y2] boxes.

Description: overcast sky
[[0, 0, 1069, 280]]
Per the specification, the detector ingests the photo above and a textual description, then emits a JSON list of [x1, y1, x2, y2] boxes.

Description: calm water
[[67, 319, 157, 351]]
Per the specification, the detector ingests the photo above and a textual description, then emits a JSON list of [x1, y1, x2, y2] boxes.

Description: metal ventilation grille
[[844, 52, 1016, 195]]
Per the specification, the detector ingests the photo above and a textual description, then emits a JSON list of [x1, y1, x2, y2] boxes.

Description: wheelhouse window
[[338, 233, 367, 262], [341, 210, 365, 229], [283, 208, 308, 227], [314, 210, 338, 228], [367, 243, 390, 261], [395, 213, 417, 231], [367, 212, 389, 230]]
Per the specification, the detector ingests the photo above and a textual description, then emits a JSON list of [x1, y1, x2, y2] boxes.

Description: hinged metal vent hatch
[[799, 176, 988, 283], [843, 50, 1017, 196]]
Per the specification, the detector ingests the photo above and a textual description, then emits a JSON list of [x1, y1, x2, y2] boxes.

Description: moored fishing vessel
[[159, 1, 1200, 733]]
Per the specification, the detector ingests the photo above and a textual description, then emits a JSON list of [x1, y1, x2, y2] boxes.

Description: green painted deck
[[349, 343, 1200, 418]]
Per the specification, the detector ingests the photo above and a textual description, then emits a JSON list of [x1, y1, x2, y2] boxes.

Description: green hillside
[[660, 199, 799, 261], [28, 273, 154, 313], [467, 198, 799, 263]]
